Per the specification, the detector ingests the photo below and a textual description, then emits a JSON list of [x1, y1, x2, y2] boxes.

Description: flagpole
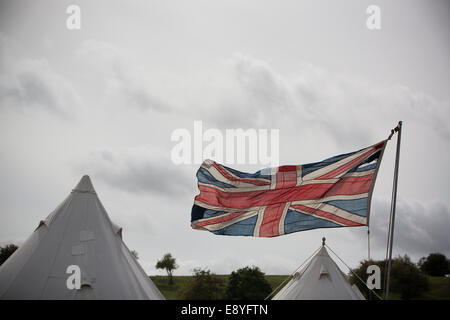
[[385, 121, 402, 300], [367, 227, 372, 300]]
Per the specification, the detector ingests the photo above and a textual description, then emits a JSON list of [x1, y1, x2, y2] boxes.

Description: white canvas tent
[[0, 175, 164, 300], [273, 240, 365, 300]]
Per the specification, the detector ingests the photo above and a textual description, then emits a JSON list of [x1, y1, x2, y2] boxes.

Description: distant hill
[[150, 275, 450, 300]]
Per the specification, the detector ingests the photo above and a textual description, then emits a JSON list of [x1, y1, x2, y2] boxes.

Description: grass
[[377, 276, 450, 300], [150, 274, 292, 300], [150, 276, 193, 300], [150, 275, 450, 300], [420, 276, 450, 300], [264, 275, 292, 298], [151, 275, 231, 300]]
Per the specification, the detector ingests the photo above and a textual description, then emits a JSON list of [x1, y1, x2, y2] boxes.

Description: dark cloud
[[113, 64, 172, 113], [0, 37, 80, 116], [77, 39, 172, 113], [201, 54, 450, 147], [0, 62, 76, 116], [78, 148, 194, 197], [369, 198, 450, 259], [234, 53, 290, 112]]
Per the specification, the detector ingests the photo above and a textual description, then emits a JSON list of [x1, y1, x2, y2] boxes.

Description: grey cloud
[[14, 70, 57, 110], [0, 37, 81, 117], [77, 39, 172, 113], [113, 65, 172, 113], [78, 147, 194, 197], [202, 54, 449, 146], [234, 53, 291, 112], [368, 198, 450, 259], [206, 54, 293, 128]]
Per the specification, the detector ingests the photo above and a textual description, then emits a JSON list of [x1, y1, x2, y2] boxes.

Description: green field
[[150, 275, 450, 300], [150, 275, 288, 300], [418, 276, 450, 300]]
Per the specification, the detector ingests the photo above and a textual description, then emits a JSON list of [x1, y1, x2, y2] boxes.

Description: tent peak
[[317, 245, 330, 257], [73, 175, 96, 194], [273, 241, 365, 300]]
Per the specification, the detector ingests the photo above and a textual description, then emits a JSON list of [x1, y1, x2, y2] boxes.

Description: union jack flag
[[191, 140, 387, 237]]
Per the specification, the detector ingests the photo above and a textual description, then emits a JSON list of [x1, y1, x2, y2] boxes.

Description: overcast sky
[[0, 0, 449, 276]]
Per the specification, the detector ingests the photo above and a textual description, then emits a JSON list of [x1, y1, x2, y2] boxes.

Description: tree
[[350, 255, 429, 300], [155, 253, 178, 284], [390, 255, 429, 300], [350, 259, 385, 299], [225, 266, 272, 300], [182, 268, 226, 300], [418, 253, 450, 277], [0, 244, 18, 266]]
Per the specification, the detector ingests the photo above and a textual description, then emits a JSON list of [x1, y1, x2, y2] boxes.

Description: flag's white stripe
[[193, 209, 260, 231], [289, 207, 347, 226], [291, 202, 367, 225], [270, 167, 278, 190], [202, 162, 271, 188], [197, 182, 270, 192], [278, 202, 291, 235], [299, 178, 340, 185], [343, 169, 375, 177], [253, 207, 266, 237], [296, 166, 303, 186], [202, 164, 263, 188], [194, 200, 262, 213], [290, 193, 368, 205], [300, 169, 375, 185], [302, 146, 373, 181]]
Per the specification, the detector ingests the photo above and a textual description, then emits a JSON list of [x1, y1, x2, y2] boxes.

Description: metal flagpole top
[[387, 121, 402, 141]]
